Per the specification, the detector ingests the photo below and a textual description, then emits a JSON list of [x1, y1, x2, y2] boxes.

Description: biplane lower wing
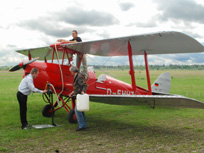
[[89, 94, 204, 109]]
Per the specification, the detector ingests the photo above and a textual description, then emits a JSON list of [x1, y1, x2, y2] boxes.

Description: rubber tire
[[68, 109, 77, 123], [42, 105, 54, 117]]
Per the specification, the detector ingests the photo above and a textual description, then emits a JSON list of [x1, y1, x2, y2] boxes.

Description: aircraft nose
[[9, 57, 39, 72]]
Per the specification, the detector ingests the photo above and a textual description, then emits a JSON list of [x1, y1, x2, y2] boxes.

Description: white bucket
[[76, 94, 89, 112]]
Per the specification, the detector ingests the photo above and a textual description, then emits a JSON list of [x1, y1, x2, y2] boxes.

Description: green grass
[[0, 70, 204, 153]]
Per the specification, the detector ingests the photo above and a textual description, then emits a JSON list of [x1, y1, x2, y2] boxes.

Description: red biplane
[[9, 31, 204, 123]]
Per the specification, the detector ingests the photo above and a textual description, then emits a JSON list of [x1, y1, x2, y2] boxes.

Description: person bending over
[[17, 68, 47, 130]]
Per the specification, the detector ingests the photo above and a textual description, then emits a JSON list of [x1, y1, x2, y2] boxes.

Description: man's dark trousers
[[17, 91, 28, 128]]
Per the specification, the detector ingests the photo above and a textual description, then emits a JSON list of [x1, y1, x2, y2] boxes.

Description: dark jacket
[[73, 73, 87, 95]]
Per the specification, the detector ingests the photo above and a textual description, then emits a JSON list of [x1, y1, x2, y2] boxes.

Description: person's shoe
[[22, 126, 30, 130], [26, 124, 32, 128], [76, 127, 86, 131], [22, 124, 31, 130]]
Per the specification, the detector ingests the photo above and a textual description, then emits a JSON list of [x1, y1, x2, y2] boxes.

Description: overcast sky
[[1, 0, 204, 66]]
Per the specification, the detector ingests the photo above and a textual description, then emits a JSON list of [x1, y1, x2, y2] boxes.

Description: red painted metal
[[144, 51, 152, 95], [127, 41, 136, 93], [15, 41, 151, 115], [71, 98, 76, 109], [23, 49, 149, 97], [19, 62, 24, 67], [51, 49, 55, 63], [58, 96, 72, 111], [28, 52, 31, 60]]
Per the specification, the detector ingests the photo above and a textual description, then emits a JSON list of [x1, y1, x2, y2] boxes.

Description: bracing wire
[[87, 41, 126, 78], [86, 41, 132, 92], [86, 55, 117, 78]]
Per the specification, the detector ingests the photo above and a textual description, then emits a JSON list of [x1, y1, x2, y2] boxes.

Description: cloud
[[173, 53, 204, 64], [119, 2, 135, 11], [149, 53, 204, 65], [181, 31, 203, 39], [86, 52, 204, 66], [7, 44, 17, 48], [154, 0, 204, 24], [58, 7, 119, 26], [18, 6, 119, 37], [95, 30, 111, 39], [0, 46, 26, 66], [18, 18, 90, 38], [86, 55, 130, 66], [129, 18, 158, 28]]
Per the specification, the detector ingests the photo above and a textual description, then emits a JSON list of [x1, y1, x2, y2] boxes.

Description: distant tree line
[[1, 65, 204, 71], [90, 65, 204, 70], [0, 66, 11, 70]]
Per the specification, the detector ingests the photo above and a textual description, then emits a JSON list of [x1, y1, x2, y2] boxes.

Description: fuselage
[[24, 62, 149, 96]]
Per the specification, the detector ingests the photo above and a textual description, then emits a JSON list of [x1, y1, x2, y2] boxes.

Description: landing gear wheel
[[68, 109, 77, 123], [42, 105, 54, 117]]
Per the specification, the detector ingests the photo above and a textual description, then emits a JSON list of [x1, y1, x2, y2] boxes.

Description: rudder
[[151, 72, 171, 94]]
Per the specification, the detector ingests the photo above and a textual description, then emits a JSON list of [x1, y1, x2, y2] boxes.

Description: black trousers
[[17, 91, 28, 127]]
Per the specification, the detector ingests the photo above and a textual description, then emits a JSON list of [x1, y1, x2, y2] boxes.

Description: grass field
[[0, 69, 204, 153]]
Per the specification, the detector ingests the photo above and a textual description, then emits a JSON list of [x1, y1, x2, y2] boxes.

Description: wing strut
[[144, 51, 152, 95], [28, 52, 31, 60], [128, 41, 136, 93], [77, 54, 84, 69]]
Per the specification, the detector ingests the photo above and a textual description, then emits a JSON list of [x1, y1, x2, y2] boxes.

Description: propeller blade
[[9, 57, 39, 72], [22, 57, 39, 68], [9, 62, 23, 72]]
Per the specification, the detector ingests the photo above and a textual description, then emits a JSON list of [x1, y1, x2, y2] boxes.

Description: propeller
[[9, 57, 39, 72]]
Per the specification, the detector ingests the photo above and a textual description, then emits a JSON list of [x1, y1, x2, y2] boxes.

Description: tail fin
[[151, 72, 171, 94]]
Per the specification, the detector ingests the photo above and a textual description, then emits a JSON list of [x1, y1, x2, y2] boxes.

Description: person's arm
[[77, 77, 87, 94], [27, 78, 47, 94], [69, 91, 74, 97], [57, 39, 77, 43]]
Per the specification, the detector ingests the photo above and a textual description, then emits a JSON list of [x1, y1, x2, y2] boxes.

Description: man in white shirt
[[17, 68, 47, 129]]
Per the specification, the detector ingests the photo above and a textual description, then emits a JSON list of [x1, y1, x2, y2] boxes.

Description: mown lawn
[[0, 70, 204, 153]]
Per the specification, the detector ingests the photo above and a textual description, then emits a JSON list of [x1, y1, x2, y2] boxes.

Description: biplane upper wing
[[16, 31, 204, 59], [62, 31, 204, 56], [16, 46, 64, 60], [89, 94, 204, 109]]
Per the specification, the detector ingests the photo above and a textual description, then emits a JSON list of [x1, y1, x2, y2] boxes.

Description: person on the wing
[[57, 30, 88, 76]]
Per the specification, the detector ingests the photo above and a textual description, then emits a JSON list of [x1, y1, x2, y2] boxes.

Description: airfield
[[0, 69, 204, 152]]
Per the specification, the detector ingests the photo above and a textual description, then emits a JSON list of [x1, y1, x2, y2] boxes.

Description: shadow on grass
[[81, 113, 203, 145]]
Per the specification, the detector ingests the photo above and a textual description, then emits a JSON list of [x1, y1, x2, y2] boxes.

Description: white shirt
[[18, 74, 43, 95]]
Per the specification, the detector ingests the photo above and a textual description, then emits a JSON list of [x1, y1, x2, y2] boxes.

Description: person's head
[[69, 66, 79, 75], [30, 68, 39, 79], [72, 30, 78, 39]]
